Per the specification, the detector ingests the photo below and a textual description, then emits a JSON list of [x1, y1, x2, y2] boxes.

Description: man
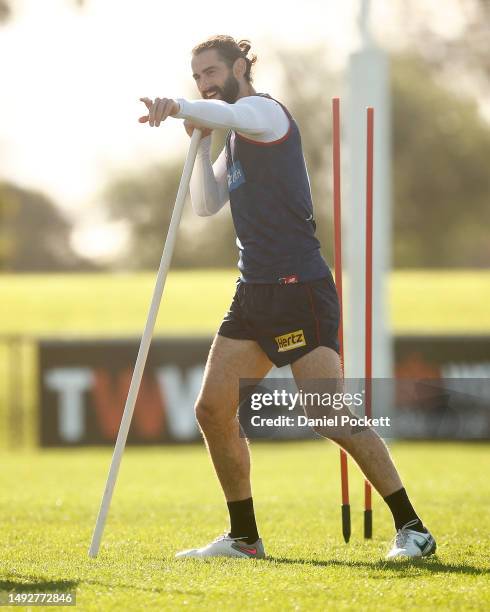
[[139, 35, 436, 560]]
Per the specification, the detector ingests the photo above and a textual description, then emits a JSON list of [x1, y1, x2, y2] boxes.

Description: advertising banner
[[39, 336, 490, 446], [39, 338, 210, 446]]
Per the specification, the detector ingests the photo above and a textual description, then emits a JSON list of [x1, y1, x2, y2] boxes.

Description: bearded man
[[139, 35, 436, 561]]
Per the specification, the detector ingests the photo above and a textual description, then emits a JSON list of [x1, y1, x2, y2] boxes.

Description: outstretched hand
[[138, 97, 213, 140], [138, 97, 180, 127]]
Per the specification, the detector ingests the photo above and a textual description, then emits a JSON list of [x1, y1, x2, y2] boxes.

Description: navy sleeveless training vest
[[225, 94, 329, 283]]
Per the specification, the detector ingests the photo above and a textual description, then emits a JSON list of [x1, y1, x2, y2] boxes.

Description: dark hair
[[192, 35, 257, 83]]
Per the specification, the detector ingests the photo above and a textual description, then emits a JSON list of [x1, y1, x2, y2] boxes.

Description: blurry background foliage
[[0, 0, 489, 271], [68, 47, 490, 271]]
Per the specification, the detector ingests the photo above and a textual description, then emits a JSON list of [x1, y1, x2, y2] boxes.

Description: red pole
[[332, 97, 350, 544], [364, 107, 374, 539]]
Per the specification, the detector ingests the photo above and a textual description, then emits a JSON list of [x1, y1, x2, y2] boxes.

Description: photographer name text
[[250, 414, 391, 428]]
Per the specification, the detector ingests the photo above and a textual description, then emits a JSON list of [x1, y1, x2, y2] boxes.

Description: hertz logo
[[275, 330, 306, 352]]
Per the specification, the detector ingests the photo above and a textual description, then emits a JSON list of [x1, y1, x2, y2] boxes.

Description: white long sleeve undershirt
[[175, 95, 290, 217], [190, 136, 229, 216]]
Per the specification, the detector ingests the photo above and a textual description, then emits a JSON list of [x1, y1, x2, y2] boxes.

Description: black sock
[[227, 497, 259, 545], [383, 487, 427, 532]]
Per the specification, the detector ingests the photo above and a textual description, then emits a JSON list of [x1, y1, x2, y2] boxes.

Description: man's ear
[[233, 57, 247, 79]]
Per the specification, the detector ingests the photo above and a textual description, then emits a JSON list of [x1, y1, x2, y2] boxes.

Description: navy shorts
[[218, 271, 340, 368]]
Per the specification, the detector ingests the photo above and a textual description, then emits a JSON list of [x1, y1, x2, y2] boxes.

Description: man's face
[[191, 49, 240, 104]]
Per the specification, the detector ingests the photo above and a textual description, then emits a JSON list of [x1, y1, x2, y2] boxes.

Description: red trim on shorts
[[306, 283, 321, 344]]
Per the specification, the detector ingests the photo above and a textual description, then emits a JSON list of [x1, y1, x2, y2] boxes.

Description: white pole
[[88, 129, 202, 558], [345, 3, 393, 385]]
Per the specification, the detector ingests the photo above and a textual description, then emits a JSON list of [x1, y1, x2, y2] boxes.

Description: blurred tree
[[252, 46, 490, 268], [102, 47, 490, 270], [0, 0, 12, 268], [278, 47, 490, 268], [0, 0, 84, 23], [0, 183, 97, 271], [400, 0, 490, 100], [392, 54, 490, 267], [104, 141, 237, 270], [0, 0, 10, 23], [0, 0, 87, 268]]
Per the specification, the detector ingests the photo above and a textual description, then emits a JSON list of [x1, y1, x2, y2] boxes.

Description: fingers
[[147, 97, 160, 127], [139, 97, 151, 123], [148, 98, 157, 126], [139, 97, 152, 110], [155, 98, 168, 127], [144, 97, 173, 127], [138, 97, 182, 128]]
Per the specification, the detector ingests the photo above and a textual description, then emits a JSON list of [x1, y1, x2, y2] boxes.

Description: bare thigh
[[291, 346, 346, 430], [197, 335, 273, 421], [291, 346, 343, 381]]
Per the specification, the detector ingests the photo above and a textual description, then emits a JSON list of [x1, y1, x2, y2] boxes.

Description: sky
[[0, 0, 468, 259]]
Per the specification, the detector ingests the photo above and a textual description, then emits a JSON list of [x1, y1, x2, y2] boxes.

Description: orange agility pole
[[332, 97, 350, 544], [364, 107, 374, 539]]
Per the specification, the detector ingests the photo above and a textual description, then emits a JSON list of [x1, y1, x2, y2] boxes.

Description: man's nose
[[200, 78, 212, 93]]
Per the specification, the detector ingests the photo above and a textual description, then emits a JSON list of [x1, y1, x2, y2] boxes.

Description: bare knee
[[195, 398, 213, 430], [195, 398, 229, 433]]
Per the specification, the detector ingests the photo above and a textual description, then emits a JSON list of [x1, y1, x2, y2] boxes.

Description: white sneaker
[[175, 533, 266, 559], [386, 519, 437, 559]]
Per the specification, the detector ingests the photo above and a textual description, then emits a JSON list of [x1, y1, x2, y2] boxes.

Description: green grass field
[[1, 441, 489, 610], [1, 269, 490, 336], [1, 269, 490, 449], [1, 271, 489, 609]]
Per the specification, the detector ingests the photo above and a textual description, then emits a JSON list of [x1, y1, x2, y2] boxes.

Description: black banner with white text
[[38, 335, 490, 445]]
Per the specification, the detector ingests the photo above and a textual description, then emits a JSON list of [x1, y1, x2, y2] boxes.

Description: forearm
[[140, 95, 288, 141], [190, 136, 228, 216], [175, 98, 267, 135]]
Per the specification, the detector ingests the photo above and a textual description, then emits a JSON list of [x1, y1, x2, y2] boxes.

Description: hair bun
[[238, 39, 251, 56], [192, 36, 257, 83]]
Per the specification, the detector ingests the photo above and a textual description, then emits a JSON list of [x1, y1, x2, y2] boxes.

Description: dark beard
[[204, 73, 240, 104], [221, 73, 240, 103]]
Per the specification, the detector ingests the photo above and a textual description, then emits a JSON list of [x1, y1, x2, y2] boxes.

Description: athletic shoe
[[175, 533, 266, 559], [386, 519, 437, 559]]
